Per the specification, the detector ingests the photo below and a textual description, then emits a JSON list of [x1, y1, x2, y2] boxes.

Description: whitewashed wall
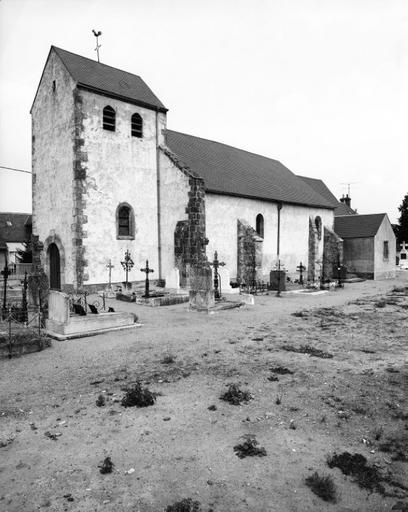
[[205, 193, 334, 279]]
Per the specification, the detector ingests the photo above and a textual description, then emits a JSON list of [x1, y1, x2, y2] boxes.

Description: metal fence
[[0, 304, 49, 359]]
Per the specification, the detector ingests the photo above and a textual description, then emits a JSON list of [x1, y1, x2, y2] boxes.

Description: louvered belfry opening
[[131, 113, 143, 138], [103, 105, 116, 131]]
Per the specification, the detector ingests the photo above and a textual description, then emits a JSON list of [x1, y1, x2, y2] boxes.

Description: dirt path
[[1, 274, 408, 512]]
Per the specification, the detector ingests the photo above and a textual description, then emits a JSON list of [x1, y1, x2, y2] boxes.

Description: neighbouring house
[[31, 46, 342, 291], [334, 213, 396, 280], [0, 213, 32, 273]]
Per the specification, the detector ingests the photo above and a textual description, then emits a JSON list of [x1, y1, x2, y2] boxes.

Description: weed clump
[[165, 497, 201, 512], [305, 472, 337, 502], [327, 452, 383, 492], [96, 394, 106, 407], [161, 354, 176, 365], [234, 435, 267, 459], [220, 384, 252, 405], [282, 344, 333, 359], [99, 456, 114, 474], [270, 366, 294, 375], [121, 382, 156, 408], [379, 433, 408, 461]]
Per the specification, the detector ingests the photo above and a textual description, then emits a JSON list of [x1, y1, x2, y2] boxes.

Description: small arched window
[[103, 105, 116, 131], [131, 113, 143, 138], [116, 203, 135, 239], [256, 214, 264, 238]]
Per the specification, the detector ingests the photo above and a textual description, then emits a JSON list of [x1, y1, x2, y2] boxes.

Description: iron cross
[[106, 259, 114, 288], [296, 262, 306, 285], [140, 259, 154, 298], [209, 251, 225, 300], [121, 250, 134, 289]]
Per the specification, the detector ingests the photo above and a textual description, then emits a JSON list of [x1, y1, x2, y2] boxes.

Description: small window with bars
[[131, 113, 143, 138], [103, 106, 116, 131], [383, 241, 389, 260]]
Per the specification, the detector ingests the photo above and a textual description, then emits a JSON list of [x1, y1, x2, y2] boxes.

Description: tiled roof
[[52, 47, 167, 112], [298, 176, 356, 216], [334, 213, 387, 239], [335, 201, 357, 216], [165, 130, 335, 209], [0, 213, 32, 244]]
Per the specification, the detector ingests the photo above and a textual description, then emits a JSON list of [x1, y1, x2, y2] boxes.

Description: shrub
[[121, 382, 156, 408]]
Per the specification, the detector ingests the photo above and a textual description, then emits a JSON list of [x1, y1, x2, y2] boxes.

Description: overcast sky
[[0, 0, 407, 222]]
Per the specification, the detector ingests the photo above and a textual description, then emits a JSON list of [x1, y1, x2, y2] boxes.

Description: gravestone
[[270, 270, 286, 291], [212, 267, 239, 294], [188, 264, 215, 311], [165, 268, 180, 291], [46, 290, 139, 340]]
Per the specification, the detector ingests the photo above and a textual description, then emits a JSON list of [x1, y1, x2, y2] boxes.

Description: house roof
[[165, 130, 335, 209], [298, 176, 356, 216], [334, 213, 387, 239], [48, 47, 167, 113], [0, 213, 32, 244]]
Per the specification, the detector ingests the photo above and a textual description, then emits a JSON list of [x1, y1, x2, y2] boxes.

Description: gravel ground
[[1, 273, 408, 512]]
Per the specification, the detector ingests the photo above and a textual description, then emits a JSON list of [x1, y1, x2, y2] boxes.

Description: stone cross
[[209, 251, 225, 300], [106, 259, 114, 288], [120, 250, 134, 289], [140, 259, 154, 298], [296, 262, 306, 285]]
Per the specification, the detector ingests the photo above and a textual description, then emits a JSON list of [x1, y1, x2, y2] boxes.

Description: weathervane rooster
[[92, 29, 102, 62]]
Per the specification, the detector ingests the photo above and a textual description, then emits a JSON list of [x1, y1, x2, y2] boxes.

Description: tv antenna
[[92, 30, 102, 62], [340, 182, 359, 196]]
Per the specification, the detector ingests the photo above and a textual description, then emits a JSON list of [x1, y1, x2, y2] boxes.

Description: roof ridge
[[52, 46, 143, 80], [166, 129, 282, 165]]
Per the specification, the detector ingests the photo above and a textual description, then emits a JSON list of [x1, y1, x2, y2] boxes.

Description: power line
[[0, 165, 31, 175]]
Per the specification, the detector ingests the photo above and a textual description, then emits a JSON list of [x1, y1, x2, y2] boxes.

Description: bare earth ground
[[1, 274, 408, 512]]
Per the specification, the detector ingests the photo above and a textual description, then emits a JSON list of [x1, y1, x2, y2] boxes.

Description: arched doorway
[[48, 243, 61, 290]]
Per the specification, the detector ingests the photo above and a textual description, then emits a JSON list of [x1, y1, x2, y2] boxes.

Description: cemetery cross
[[140, 260, 154, 298], [209, 251, 225, 300], [120, 250, 134, 290]]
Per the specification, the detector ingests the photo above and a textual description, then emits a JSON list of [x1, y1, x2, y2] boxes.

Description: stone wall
[[374, 215, 396, 279], [160, 147, 209, 287], [322, 227, 343, 281], [31, 49, 77, 289], [237, 219, 263, 284], [78, 89, 166, 286], [206, 194, 334, 280]]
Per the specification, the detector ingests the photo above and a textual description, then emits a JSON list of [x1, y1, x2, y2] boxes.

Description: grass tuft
[[219, 384, 252, 405], [305, 471, 337, 502], [121, 382, 156, 408], [165, 497, 201, 512]]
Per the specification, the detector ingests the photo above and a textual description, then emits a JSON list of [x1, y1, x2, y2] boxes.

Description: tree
[[397, 193, 408, 243]]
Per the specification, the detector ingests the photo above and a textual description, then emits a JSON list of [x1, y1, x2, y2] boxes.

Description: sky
[[0, 0, 407, 223]]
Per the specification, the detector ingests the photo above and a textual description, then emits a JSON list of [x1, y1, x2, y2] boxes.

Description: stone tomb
[[45, 290, 140, 340]]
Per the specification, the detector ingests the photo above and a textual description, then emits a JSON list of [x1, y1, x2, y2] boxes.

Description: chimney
[[339, 194, 351, 208]]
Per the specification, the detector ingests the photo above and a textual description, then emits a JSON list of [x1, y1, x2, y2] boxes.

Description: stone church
[[31, 46, 341, 292]]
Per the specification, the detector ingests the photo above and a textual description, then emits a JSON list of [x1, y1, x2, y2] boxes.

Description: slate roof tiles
[[334, 213, 387, 239], [165, 130, 335, 209], [52, 47, 167, 112]]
